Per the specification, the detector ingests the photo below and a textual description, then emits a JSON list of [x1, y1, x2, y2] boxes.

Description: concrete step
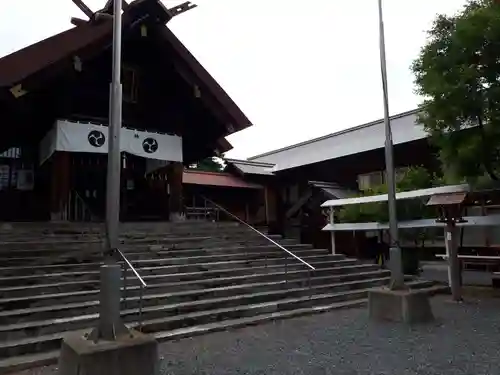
[[120, 243, 315, 261], [0, 230, 273, 244], [153, 297, 365, 340], [0, 277, 390, 342], [0, 253, 341, 282], [0, 263, 368, 323], [0, 263, 380, 298], [0, 295, 363, 374], [0, 265, 360, 320], [0, 234, 290, 250], [0, 349, 59, 375], [0, 241, 302, 265], [0, 269, 389, 312], [0, 280, 438, 374], [0, 243, 314, 268], [0, 221, 245, 235], [0, 232, 286, 253], [0, 253, 348, 280], [0, 223, 263, 236], [0, 283, 386, 360], [0, 246, 326, 282]]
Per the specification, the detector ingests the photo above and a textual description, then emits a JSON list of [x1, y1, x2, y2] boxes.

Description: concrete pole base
[[58, 329, 159, 375], [368, 287, 434, 324]]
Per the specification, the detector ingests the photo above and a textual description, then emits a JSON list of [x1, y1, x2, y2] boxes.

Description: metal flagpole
[[106, 0, 123, 254], [90, 0, 129, 341], [377, 0, 405, 289]]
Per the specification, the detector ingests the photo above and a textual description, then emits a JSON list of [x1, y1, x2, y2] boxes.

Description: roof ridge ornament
[[72, 0, 94, 19], [70, 1, 196, 27], [168, 1, 197, 17], [70, 0, 130, 26]]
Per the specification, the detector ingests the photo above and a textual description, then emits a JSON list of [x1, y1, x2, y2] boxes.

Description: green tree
[[338, 166, 441, 224], [188, 157, 226, 172], [412, 0, 500, 184], [337, 166, 442, 247]]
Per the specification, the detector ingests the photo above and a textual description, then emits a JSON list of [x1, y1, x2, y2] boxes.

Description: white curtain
[[39, 120, 183, 164]]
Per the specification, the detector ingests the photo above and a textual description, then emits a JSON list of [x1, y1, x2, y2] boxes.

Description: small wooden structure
[[321, 184, 470, 254], [321, 184, 500, 301]]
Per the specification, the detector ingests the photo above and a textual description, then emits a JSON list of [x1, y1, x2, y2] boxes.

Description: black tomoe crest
[[142, 138, 158, 153], [88, 130, 106, 147]]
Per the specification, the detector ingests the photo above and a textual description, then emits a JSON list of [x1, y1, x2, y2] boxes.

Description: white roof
[[321, 184, 470, 208], [322, 214, 500, 231], [248, 109, 426, 171], [225, 158, 275, 176]]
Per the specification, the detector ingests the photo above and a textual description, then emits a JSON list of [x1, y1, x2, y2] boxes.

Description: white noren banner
[[39, 120, 183, 164]]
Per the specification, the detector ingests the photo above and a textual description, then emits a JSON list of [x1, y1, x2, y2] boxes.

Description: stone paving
[[14, 295, 500, 375]]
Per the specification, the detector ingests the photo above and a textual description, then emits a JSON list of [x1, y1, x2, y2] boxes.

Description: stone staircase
[[0, 221, 442, 373]]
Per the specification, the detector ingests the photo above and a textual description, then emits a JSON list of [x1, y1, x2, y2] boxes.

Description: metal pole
[[90, 0, 129, 342], [105, 0, 123, 255], [377, 0, 405, 289]]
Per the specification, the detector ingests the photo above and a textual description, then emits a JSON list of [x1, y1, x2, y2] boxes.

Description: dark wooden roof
[[183, 169, 263, 189], [0, 21, 111, 89], [0, 0, 251, 137]]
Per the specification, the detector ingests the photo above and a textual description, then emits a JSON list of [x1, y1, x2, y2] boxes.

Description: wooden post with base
[[427, 192, 467, 302]]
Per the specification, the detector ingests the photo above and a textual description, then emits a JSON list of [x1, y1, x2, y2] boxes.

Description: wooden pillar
[[329, 208, 336, 254], [168, 162, 184, 221], [50, 151, 71, 221], [445, 223, 462, 301], [161, 174, 169, 221], [120, 155, 127, 221], [264, 187, 269, 225], [245, 202, 250, 223], [273, 184, 285, 236]]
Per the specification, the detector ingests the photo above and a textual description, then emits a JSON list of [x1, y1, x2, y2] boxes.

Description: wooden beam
[[72, 0, 94, 18], [70, 17, 88, 27], [285, 189, 313, 219], [169, 2, 197, 17]]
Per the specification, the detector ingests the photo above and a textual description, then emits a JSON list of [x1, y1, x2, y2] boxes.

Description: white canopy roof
[[321, 184, 470, 208], [322, 214, 500, 232]]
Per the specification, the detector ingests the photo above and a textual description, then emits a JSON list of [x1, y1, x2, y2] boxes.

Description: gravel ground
[[13, 295, 500, 375]]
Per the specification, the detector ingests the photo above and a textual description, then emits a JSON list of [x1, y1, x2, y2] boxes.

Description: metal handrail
[[115, 248, 147, 329], [116, 248, 147, 287], [202, 196, 316, 271]]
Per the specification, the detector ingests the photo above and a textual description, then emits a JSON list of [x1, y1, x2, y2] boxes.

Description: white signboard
[[39, 120, 183, 164]]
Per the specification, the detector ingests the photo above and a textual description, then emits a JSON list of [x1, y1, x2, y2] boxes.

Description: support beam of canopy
[[322, 214, 500, 232]]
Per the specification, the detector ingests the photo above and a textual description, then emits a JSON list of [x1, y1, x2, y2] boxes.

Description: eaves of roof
[[247, 108, 420, 161]]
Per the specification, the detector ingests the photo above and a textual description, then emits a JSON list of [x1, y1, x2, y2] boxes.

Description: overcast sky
[[0, 0, 466, 159]]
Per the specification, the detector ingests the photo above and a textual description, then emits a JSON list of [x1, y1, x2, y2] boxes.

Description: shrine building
[[0, 0, 252, 222]]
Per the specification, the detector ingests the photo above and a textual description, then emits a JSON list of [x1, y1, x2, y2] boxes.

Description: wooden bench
[[436, 254, 500, 272]]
